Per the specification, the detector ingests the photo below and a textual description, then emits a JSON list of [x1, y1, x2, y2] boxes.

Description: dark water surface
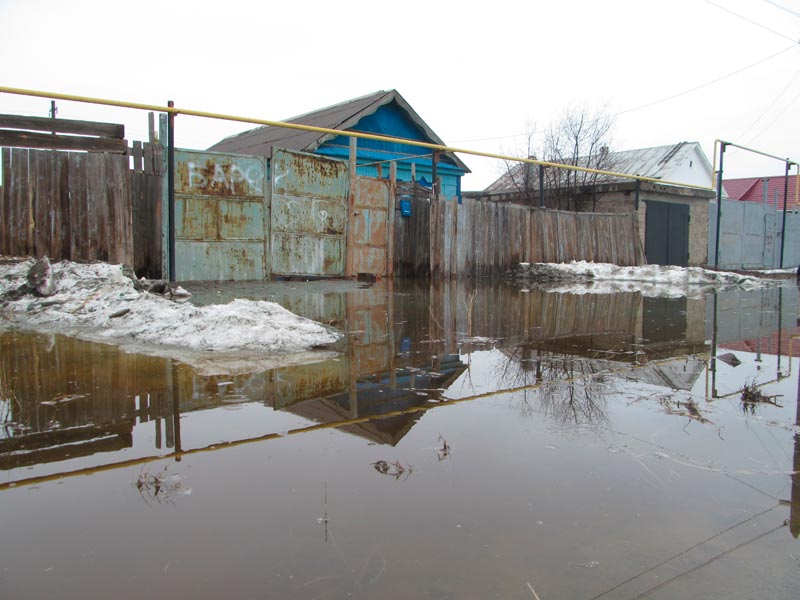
[[2, 280, 800, 599]]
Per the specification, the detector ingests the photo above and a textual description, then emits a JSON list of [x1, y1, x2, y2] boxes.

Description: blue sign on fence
[[400, 199, 412, 217]]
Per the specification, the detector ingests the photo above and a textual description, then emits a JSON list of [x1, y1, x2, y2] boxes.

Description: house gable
[[208, 90, 468, 199], [316, 100, 462, 171]]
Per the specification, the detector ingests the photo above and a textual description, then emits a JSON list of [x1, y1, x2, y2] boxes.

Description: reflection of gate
[[645, 200, 689, 266], [270, 148, 348, 277], [173, 150, 268, 281], [643, 297, 687, 343], [351, 177, 392, 277]]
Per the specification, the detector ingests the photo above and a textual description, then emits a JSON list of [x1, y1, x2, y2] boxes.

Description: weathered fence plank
[[0, 130, 127, 153], [393, 195, 645, 277], [1, 147, 134, 267], [0, 114, 125, 138]]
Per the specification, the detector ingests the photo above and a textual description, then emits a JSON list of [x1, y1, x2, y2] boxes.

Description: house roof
[[722, 175, 800, 210], [484, 141, 711, 194], [208, 89, 469, 172]]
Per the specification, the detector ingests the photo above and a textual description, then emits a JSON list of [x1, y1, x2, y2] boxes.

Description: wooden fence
[[394, 194, 645, 277], [1, 148, 132, 264], [0, 114, 163, 278], [130, 140, 163, 278]]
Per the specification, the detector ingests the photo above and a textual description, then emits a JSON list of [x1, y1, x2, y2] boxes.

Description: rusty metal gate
[[351, 177, 391, 277], [172, 150, 268, 280], [270, 148, 348, 277]]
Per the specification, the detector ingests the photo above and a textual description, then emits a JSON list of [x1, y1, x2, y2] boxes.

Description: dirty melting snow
[[0, 259, 341, 355], [517, 261, 768, 297]]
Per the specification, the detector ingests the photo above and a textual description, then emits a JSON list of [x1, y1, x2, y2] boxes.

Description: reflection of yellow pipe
[[0, 85, 714, 191], [717, 375, 785, 399], [787, 335, 800, 376], [715, 338, 800, 398], [0, 353, 689, 491]]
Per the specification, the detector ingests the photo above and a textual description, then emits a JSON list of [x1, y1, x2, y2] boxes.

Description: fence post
[[167, 100, 176, 282], [388, 161, 397, 277], [714, 142, 726, 268], [780, 160, 791, 268], [346, 136, 357, 278], [538, 164, 545, 208]]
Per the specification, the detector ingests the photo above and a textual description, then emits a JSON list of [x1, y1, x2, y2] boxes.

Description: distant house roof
[[484, 141, 711, 194], [209, 89, 469, 172], [722, 175, 800, 210]]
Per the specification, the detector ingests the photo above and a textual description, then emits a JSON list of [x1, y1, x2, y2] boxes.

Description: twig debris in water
[[371, 460, 413, 480], [526, 581, 542, 600], [437, 435, 451, 461]]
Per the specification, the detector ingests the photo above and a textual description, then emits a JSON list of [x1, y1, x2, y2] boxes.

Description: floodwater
[[2, 279, 800, 599]]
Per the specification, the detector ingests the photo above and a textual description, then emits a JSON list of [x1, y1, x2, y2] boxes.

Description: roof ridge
[[285, 90, 394, 125]]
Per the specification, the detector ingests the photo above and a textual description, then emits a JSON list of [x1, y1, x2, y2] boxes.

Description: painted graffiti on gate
[[176, 154, 265, 197]]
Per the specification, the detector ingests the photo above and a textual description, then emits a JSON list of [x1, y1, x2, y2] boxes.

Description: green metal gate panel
[[645, 200, 689, 267], [172, 150, 268, 281], [270, 148, 348, 277]]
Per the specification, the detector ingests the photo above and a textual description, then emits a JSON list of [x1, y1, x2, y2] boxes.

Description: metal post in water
[[167, 100, 176, 282], [778, 286, 784, 377], [792, 369, 800, 538], [714, 143, 726, 269], [711, 290, 719, 398]]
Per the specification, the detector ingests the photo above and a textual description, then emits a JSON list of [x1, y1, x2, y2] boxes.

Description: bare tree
[[498, 122, 540, 206], [541, 105, 616, 211], [495, 107, 616, 211]]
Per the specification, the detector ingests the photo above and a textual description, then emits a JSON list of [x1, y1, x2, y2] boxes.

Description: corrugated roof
[[722, 175, 800, 210], [208, 89, 469, 172], [484, 142, 708, 194]]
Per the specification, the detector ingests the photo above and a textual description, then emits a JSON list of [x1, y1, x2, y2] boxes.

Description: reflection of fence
[[395, 195, 645, 277]]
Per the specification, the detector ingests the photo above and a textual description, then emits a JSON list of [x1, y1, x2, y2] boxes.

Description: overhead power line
[[747, 86, 800, 143], [703, 0, 799, 43], [616, 43, 797, 116], [761, 0, 800, 18], [738, 67, 800, 141], [452, 43, 798, 145]]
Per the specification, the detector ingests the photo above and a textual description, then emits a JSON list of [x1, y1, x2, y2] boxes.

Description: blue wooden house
[[208, 89, 469, 201]]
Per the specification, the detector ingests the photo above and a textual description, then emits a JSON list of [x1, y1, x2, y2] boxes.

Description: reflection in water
[[2, 280, 800, 598], [3, 281, 797, 481], [794, 373, 800, 539], [0, 281, 764, 479]]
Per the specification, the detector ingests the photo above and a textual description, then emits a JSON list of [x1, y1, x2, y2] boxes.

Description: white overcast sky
[[1, 0, 798, 190]]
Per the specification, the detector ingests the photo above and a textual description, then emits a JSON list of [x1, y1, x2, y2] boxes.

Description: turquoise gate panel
[[270, 148, 348, 277], [172, 150, 268, 281]]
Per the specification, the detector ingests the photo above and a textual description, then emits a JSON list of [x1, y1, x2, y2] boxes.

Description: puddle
[[1, 280, 799, 599]]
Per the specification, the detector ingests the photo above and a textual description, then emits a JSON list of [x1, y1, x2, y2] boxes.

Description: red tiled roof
[[723, 175, 800, 210]]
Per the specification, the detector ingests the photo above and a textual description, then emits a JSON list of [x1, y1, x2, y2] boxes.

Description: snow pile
[[512, 261, 769, 298], [0, 258, 341, 355]]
